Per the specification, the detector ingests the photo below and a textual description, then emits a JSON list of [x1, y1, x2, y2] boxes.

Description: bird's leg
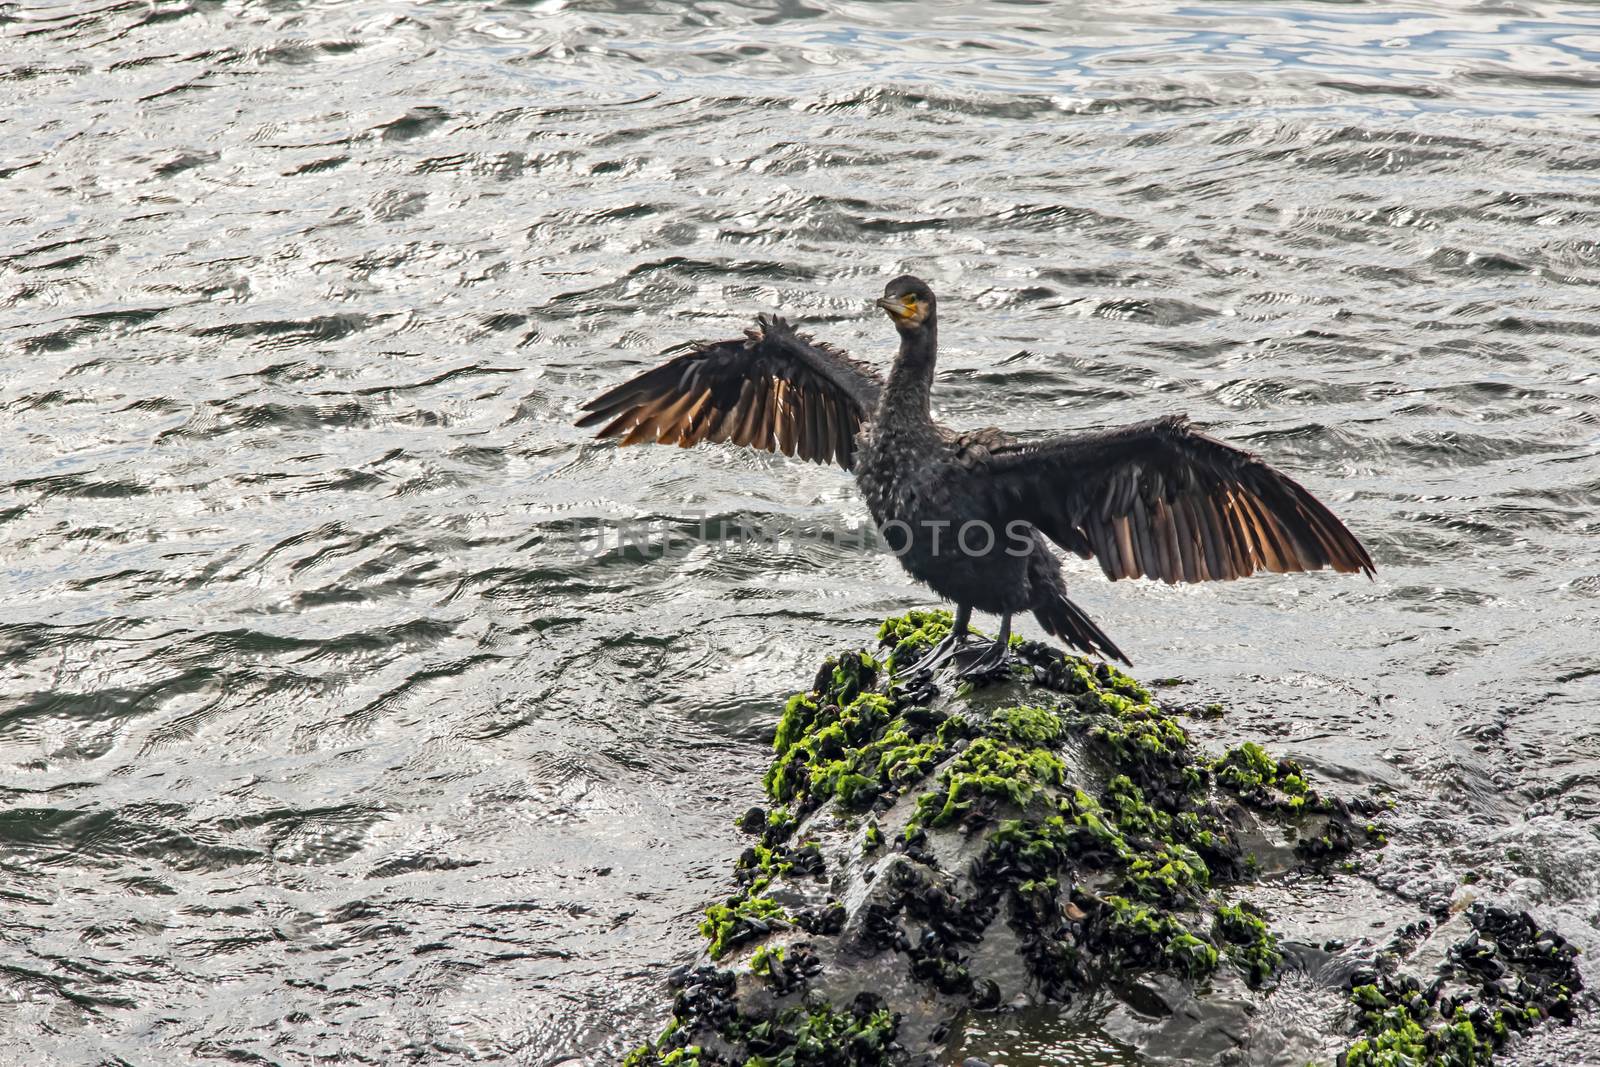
[[956, 612, 1013, 677], [913, 603, 973, 672]]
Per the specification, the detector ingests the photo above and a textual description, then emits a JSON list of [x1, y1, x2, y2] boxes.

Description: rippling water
[[3, 1, 1599, 1063]]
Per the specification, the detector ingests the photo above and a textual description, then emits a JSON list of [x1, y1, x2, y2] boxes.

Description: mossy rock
[[628, 612, 1583, 1067]]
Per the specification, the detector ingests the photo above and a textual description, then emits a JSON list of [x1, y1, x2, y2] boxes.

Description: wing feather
[[775, 381, 797, 456], [812, 388, 838, 463], [1171, 496, 1198, 582], [676, 389, 713, 447], [1112, 516, 1136, 579], [1194, 495, 1226, 579], [1130, 494, 1156, 580]]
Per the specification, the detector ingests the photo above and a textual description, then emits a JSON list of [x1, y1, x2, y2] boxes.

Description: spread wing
[[983, 415, 1374, 584], [576, 314, 883, 470]]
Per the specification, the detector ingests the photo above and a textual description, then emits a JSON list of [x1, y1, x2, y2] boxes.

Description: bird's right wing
[[576, 314, 883, 470]]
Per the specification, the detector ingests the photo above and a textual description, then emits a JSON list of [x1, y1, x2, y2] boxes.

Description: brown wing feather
[[577, 314, 882, 471], [983, 415, 1374, 584]]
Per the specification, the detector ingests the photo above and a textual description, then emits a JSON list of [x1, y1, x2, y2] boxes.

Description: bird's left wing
[[979, 415, 1374, 584], [577, 314, 883, 470]]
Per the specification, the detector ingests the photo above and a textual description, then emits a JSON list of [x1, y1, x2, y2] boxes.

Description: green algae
[[766, 805, 796, 837], [1212, 901, 1282, 987], [1213, 740, 1330, 816], [992, 704, 1064, 746], [741, 1002, 899, 1067], [910, 735, 1067, 829], [863, 613, 1329, 996], [1122, 841, 1209, 904], [863, 612, 1377, 1003], [1332, 899, 1583, 1067], [623, 1041, 702, 1067], [992, 810, 1088, 872], [1164, 931, 1221, 979], [875, 608, 1030, 678], [1080, 690, 1194, 791], [876, 609, 953, 675], [1215, 740, 1277, 791], [769, 702, 950, 812], [624, 1016, 698, 1067], [627, 995, 898, 1067], [1094, 662, 1153, 706], [766, 688, 892, 805], [1172, 809, 1233, 859], [1100, 893, 1218, 978], [1065, 787, 1134, 859], [1342, 984, 1494, 1067], [1343, 1014, 1436, 1067], [1103, 774, 1171, 836], [749, 944, 786, 978], [736, 841, 793, 895], [700, 893, 788, 960], [765, 647, 971, 816]]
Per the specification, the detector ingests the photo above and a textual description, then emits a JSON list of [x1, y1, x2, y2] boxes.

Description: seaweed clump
[[624, 975, 898, 1067], [764, 642, 965, 817], [1335, 903, 1582, 1066]]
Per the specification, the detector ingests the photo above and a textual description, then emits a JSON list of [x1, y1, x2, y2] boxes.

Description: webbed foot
[[953, 637, 1012, 679], [913, 629, 972, 673]]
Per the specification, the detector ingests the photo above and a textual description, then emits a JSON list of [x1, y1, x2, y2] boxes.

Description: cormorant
[[578, 275, 1374, 673]]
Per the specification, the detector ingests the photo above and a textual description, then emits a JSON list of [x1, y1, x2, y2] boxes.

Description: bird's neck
[[880, 325, 937, 424]]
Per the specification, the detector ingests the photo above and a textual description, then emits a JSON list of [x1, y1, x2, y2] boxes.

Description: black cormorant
[[578, 275, 1374, 673]]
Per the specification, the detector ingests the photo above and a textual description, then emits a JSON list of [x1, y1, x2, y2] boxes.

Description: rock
[[623, 611, 1584, 1067]]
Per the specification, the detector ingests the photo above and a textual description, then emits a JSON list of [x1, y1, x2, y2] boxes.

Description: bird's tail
[[1032, 591, 1132, 666]]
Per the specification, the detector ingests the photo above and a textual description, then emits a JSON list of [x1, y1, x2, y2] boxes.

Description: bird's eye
[[905, 295, 918, 306]]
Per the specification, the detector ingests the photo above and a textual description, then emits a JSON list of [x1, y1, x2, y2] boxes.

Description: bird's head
[[875, 275, 936, 332]]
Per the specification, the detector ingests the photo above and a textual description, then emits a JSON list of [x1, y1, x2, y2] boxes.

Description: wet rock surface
[[625, 612, 1583, 1066]]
